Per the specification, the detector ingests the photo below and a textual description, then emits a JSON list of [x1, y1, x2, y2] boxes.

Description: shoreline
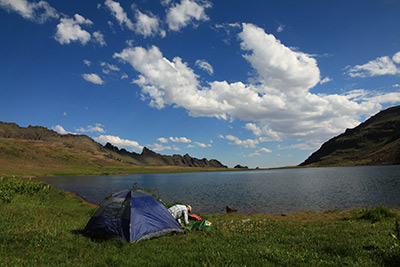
[[5, 175, 400, 217], [66, 191, 99, 208], [61, 186, 400, 216]]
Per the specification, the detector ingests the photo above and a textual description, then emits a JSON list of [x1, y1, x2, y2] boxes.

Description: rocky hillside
[[104, 143, 226, 168], [300, 106, 400, 167], [0, 122, 227, 168]]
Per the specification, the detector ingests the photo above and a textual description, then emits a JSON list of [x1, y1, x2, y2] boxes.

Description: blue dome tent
[[83, 190, 183, 242]]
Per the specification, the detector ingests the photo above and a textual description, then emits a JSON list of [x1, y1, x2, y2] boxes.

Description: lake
[[37, 165, 400, 214]]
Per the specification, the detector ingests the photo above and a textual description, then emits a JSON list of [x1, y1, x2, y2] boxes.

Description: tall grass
[[360, 205, 396, 223], [0, 177, 50, 203]]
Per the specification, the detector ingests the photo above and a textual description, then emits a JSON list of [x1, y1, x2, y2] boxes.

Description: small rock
[[226, 205, 238, 214]]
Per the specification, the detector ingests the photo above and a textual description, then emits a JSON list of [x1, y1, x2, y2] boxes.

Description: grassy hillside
[[0, 121, 227, 169], [0, 138, 228, 177], [1, 177, 399, 266], [300, 106, 400, 167]]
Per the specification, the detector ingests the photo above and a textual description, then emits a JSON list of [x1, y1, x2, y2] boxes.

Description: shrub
[[360, 205, 395, 223], [0, 177, 50, 203]]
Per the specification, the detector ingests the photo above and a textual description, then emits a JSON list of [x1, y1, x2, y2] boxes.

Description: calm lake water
[[37, 165, 400, 214]]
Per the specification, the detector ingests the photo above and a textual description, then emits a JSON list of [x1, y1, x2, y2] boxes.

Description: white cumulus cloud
[[320, 76, 333, 84], [76, 124, 105, 133], [0, 0, 58, 23], [393, 52, 400, 64], [134, 10, 162, 37], [94, 135, 143, 151], [82, 73, 104, 85], [195, 59, 214, 75], [248, 147, 272, 157], [166, 0, 211, 31], [105, 0, 134, 30], [52, 125, 69, 135], [224, 135, 259, 148], [149, 143, 175, 152], [83, 60, 92, 66], [195, 141, 211, 148], [100, 61, 120, 74], [278, 141, 320, 151], [54, 14, 93, 45], [157, 137, 169, 143], [347, 51, 400, 78], [276, 24, 285, 33], [114, 23, 400, 147], [93, 31, 106, 46], [238, 23, 320, 95], [169, 136, 191, 143]]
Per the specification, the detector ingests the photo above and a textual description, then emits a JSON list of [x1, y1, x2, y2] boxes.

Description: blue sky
[[1, 0, 400, 168]]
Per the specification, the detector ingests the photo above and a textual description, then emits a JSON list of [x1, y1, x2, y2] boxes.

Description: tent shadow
[[71, 229, 123, 243], [71, 229, 84, 235]]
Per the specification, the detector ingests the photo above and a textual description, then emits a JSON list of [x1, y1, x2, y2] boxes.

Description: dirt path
[[68, 192, 99, 208]]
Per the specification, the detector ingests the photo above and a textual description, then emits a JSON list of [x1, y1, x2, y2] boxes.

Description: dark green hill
[[300, 106, 400, 167], [0, 122, 227, 172]]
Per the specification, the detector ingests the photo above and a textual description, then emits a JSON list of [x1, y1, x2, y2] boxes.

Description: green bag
[[183, 220, 212, 231]]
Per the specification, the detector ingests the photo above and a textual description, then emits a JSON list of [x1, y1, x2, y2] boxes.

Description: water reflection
[[38, 165, 400, 214]]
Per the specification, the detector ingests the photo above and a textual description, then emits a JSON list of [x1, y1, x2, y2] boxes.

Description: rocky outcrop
[[234, 164, 249, 169], [139, 147, 227, 168]]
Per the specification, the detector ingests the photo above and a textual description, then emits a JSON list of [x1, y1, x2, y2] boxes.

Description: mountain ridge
[[299, 105, 400, 167], [0, 121, 227, 169]]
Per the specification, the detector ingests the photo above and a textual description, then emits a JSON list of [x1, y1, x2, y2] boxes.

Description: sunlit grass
[[0, 138, 235, 177], [1, 177, 399, 266]]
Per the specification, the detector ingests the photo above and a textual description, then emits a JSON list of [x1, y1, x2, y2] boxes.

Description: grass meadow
[[1, 177, 400, 266]]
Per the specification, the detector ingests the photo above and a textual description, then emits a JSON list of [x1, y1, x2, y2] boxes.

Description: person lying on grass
[[168, 204, 192, 226]]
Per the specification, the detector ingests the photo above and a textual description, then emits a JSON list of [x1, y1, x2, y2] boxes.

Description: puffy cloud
[[115, 24, 400, 147], [52, 125, 69, 135], [82, 73, 104, 85], [105, 0, 134, 30], [347, 51, 400, 77], [94, 135, 143, 151], [366, 92, 400, 105], [149, 143, 176, 152], [76, 124, 105, 133], [169, 137, 191, 143], [320, 77, 333, 84], [244, 123, 262, 136], [166, 0, 211, 31], [224, 135, 259, 148], [248, 147, 272, 157], [83, 60, 92, 66], [54, 14, 93, 45], [276, 24, 285, 33], [393, 52, 400, 64], [134, 10, 162, 37], [0, 0, 58, 23], [93, 31, 106, 46], [157, 137, 169, 143], [195, 141, 211, 148], [195, 59, 214, 75], [238, 23, 320, 95], [100, 61, 120, 74], [278, 141, 320, 151], [114, 46, 227, 117]]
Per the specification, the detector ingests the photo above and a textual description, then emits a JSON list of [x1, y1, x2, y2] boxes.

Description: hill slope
[[299, 106, 400, 167], [0, 122, 227, 175]]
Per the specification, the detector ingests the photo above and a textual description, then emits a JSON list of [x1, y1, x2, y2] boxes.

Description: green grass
[[1, 177, 400, 266]]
